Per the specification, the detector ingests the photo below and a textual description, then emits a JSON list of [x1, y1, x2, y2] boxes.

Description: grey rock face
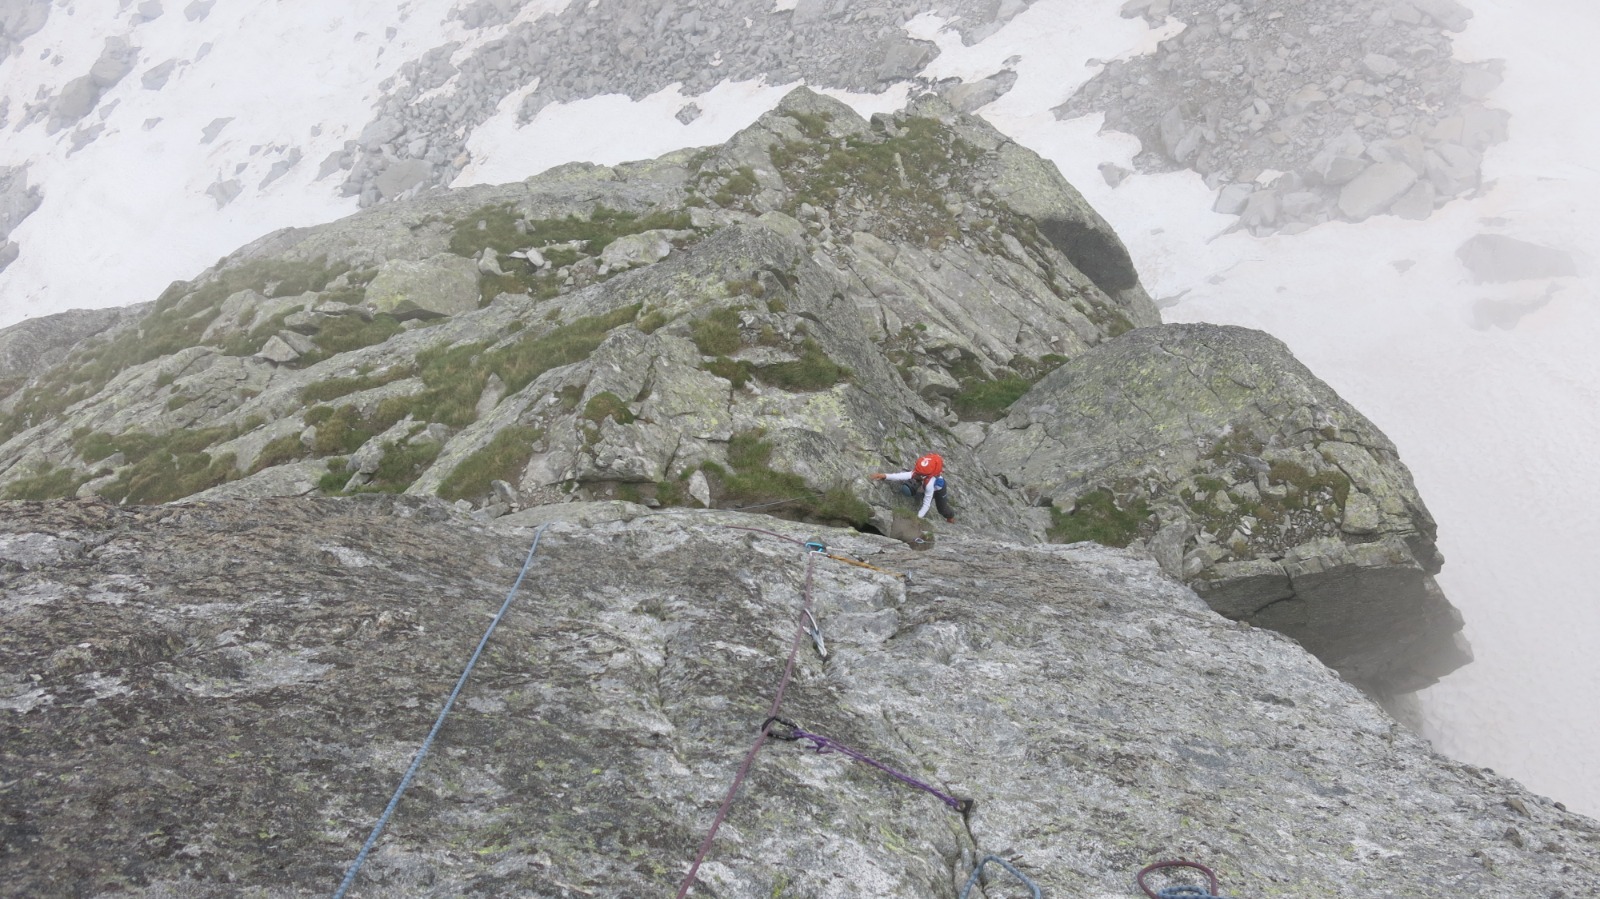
[[0, 498, 1593, 897], [0, 88, 1448, 706], [365, 253, 482, 319], [977, 323, 1463, 694]]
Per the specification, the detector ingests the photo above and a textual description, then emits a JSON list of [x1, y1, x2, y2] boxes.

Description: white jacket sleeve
[[917, 484, 934, 518]]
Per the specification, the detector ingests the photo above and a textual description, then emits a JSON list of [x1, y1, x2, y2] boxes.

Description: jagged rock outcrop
[[1, 497, 1594, 897], [978, 323, 1466, 694], [0, 88, 1155, 542], [0, 87, 1464, 698]]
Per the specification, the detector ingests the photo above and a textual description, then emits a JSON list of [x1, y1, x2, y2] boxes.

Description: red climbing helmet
[[914, 453, 944, 477]]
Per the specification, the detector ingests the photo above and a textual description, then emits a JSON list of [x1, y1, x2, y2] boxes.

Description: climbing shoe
[[945, 516, 956, 523]]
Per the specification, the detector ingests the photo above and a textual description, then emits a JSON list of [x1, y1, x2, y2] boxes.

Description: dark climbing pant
[[900, 483, 954, 520]]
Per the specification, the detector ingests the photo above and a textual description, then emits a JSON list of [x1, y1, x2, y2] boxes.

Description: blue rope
[[331, 522, 552, 899], [960, 855, 1041, 899]]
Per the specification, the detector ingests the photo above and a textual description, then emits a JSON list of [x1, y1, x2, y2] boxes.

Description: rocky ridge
[[0, 496, 1594, 898], [0, 88, 1460, 697]]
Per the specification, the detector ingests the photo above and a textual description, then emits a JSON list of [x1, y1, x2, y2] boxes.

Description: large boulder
[[0, 497, 1592, 897], [978, 323, 1467, 694], [365, 253, 482, 319]]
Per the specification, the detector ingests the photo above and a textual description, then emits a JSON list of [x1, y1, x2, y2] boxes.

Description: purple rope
[[767, 719, 973, 814], [673, 553, 820, 899]]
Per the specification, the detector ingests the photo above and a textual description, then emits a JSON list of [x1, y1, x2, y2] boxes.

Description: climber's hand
[[869, 473, 886, 481]]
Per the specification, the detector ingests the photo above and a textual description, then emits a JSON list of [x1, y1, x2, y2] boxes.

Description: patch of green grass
[[300, 366, 416, 405], [724, 277, 765, 298], [74, 430, 120, 464], [811, 486, 874, 526], [318, 463, 351, 494], [83, 425, 245, 504], [487, 305, 641, 395], [691, 307, 743, 356], [1268, 460, 1351, 510], [727, 429, 774, 470], [719, 467, 816, 508], [704, 356, 752, 389], [767, 115, 979, 248], [1, 463, 92, 501], [1047, 488, 1150, 547], [1, 258, 349, 444], [713, 166, 760, 206], [785, 110, 833, 140], [356, 439, 443, 494], [448, 203, 692, 260], [437, 426, 543, 501], [655, 478, 686, 507], [298, 314, 405, 364], [753, 340, 850, 391], [71, 424, 249, 505], [374, 341, 491, 429], [637, 309, 672, 334], [368, 303, 636, 430], [951, 376, 1029, 421], [582, 391, 635, 425], [250, 433, 308, 474], [309, 404, 403, 457]]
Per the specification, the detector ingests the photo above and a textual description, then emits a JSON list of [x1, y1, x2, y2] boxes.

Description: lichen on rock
[[0, 497, 1591, 897]]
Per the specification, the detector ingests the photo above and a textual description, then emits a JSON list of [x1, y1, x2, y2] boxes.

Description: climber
[[869, 453, 955, 523]]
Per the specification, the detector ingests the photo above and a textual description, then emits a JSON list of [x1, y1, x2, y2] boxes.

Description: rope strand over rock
[[673, 549, 822, 899], [1137, 859, 1230, 899], [331, 522, 553, 899], [960, 854, 1041, 899], [763, 717, 974, 814]]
